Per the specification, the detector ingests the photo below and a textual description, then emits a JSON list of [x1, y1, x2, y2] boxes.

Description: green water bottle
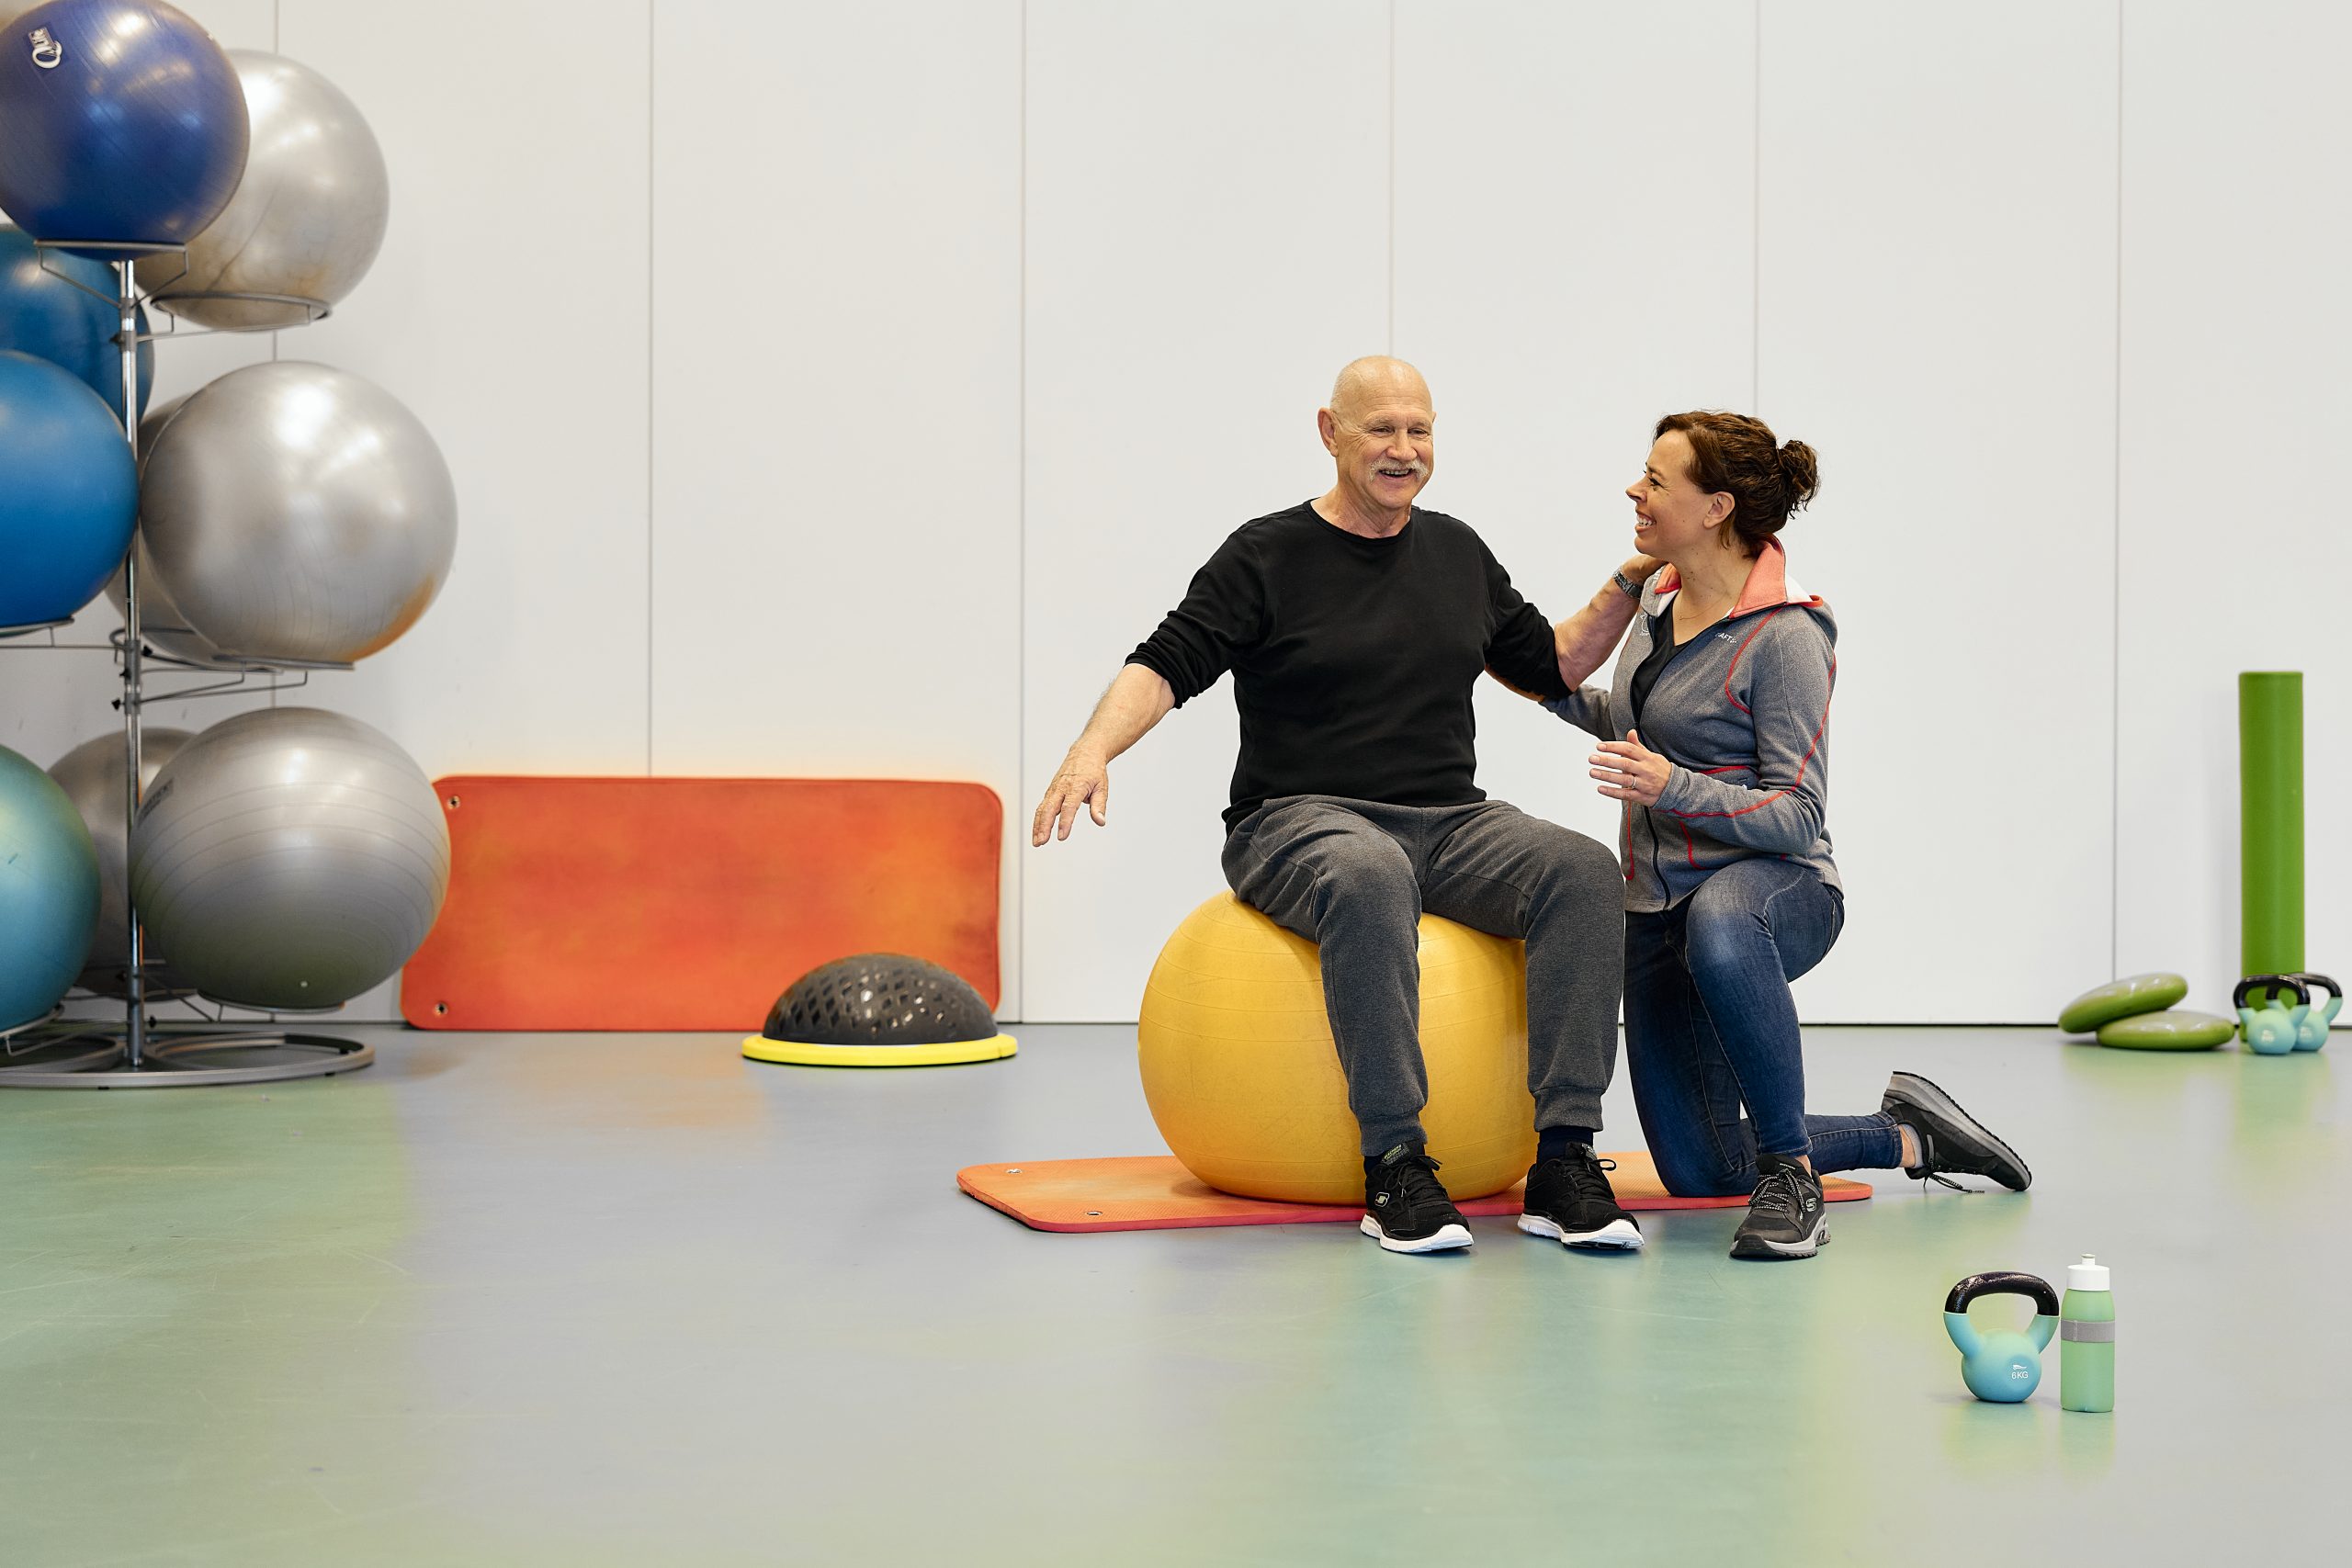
[[2060, 1254, 2114, 1413]]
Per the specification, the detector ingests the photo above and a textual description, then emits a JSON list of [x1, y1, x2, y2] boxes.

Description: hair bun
[[1776, 439, 1820, 511]]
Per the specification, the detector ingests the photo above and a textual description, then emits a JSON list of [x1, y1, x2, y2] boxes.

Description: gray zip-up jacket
[[1543, 541, 1839, 912]]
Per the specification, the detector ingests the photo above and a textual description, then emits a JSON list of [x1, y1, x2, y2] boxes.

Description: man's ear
[[1317, 407, 1340, 455]]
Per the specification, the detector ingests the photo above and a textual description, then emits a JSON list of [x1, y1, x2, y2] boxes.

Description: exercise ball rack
[[0, 243, 371, 1089]]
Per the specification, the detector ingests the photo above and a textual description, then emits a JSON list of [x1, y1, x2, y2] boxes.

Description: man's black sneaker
[[1516, 1145, 1643, 1250], [1360, 1145, 1473, 1254], [1882, 1071, 2032, 1191], [1729, 1152, 1828, 1260]]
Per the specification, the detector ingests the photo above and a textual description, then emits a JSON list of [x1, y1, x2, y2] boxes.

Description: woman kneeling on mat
[[1546, 412, 2030, 1260]]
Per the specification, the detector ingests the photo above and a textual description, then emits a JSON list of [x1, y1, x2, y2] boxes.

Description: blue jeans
[[1623, 857, 1901, 1196]]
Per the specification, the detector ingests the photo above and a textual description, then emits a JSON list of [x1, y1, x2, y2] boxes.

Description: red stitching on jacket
[[1669, 654, 1835, 822], [1723, 605, 1790, 716]]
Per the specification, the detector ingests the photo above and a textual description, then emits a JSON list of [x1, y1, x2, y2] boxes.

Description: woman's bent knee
[[1652, 1144, 1749, 1199]]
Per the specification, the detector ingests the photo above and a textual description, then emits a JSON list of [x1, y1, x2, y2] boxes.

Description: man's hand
[[1590, 728, 1673, 806], [1033, 750, 1111, 844]]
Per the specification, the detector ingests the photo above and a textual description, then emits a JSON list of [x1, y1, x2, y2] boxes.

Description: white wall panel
[[2115, 3, 2352, 1013], [1022, 1, 1391, 1021], [648, 0, 1023, 1013], [1758, 1, 2119, 1020], [1394, 0, 1755, 900]]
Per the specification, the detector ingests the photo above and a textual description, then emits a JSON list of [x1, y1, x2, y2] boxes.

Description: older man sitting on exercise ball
[[1032, 357, 1655, 1255]]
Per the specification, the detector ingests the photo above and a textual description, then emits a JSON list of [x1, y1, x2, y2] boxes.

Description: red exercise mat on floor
[[957, 1154, 1871, 1234], [401, 776, 1001, 1031]]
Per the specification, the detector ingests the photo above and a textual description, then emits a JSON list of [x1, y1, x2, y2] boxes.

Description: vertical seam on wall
[[1751, 0, 1761, 411], [1386, 0, 1396, 353], [270, 0, 279, 377], [1017, 0, 1028, 1021], [646, 0, 656, 777], [2110, 0, 2123, 976]]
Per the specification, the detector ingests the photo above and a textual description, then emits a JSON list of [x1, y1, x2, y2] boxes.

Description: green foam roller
[[2240, 672, 2303, 985], [2058, 972, 2188, 1034], [2097, 1010, 2236, 1051]]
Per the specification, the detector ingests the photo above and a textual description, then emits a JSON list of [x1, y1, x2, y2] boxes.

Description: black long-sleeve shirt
[[1126, 501, 1570, 829]]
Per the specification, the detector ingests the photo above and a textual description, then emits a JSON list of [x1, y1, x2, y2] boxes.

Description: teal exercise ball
[[0, 224, 153, 420], [0, 349, 138, 629], [0, 743, 101, 1030]]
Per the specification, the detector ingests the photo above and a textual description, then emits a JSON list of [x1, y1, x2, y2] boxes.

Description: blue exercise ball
[[0, 1, 248, 246], [0, 224, 150, 420], [0, 349, 138, 629], [0, 742, 100, 1031]]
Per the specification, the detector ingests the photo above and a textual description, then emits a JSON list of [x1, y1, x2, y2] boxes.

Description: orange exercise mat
[[958, 1154, 1871, 1234], [402, 776, 1001, 1031]]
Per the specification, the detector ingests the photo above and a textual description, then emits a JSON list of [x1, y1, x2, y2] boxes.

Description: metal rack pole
[[0, 244, 368, 1089], [116, 259, 148, 1067]]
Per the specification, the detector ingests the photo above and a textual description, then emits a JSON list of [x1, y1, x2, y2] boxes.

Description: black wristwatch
[[1611, 569, 1645, 601]]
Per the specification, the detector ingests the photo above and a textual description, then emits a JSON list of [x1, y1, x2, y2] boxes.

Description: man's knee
[[1311, 835, 1419, 923], [1525, 824, 1622, 903]]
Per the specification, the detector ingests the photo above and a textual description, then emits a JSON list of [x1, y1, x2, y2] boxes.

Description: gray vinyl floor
[[0, 1022, 2340, 1566]]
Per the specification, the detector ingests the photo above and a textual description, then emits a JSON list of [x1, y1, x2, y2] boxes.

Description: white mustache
[[1375, 459, 1428, 477]]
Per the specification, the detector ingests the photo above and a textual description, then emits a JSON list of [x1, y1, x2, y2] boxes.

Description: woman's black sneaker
[[1516, 1145, 1643, 1250], [1729, 1153, 1829, 1260], [1361, 1145, 1473, 1253], [1882, 1071, 2032, 1191]]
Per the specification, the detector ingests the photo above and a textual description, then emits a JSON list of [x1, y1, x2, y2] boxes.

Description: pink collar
[[1651, 540, 1816, 619]]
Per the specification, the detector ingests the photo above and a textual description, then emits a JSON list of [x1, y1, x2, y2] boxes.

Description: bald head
[[1328, 355, 1431, 422], [1316, 356, 1436, 531]]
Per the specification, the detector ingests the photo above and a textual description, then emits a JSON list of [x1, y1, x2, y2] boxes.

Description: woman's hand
[[1591, 728, 1673, 806]]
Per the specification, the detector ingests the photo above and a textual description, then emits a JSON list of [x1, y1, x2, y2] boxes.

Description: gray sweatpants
[[1220, 795, 1625, 1156]]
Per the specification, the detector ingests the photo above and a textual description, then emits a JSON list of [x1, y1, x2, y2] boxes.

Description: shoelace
[[1387, 1153, 1453, 1213], [1548, 1151, 1620, 1203], [1905, 1128, 1969, 1192], [1747, 1166, 1807, 1221]]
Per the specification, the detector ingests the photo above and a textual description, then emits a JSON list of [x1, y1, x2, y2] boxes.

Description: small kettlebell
[[2288, 973, 2339, 1051], [1944, 1271, 2059, 1403], [2234, 975, 2311, 1055]]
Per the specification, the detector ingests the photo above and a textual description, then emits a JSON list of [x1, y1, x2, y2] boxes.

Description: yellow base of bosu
[[741, 1033, 1017, 1067], [1137, 892, 1534, 1205]]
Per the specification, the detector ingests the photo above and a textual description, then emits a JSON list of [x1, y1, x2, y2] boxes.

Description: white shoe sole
[[1730, 1220, 1830, 1260], [1516, 1213, 1645, 1250], [1359, 1215, 1474, 1253]]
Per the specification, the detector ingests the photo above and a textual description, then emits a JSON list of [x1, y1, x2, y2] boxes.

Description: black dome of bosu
[[741, 953, 1016, 1068]]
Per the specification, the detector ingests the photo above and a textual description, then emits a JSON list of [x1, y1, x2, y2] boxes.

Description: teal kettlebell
[[1944, 1272, 2059, 1403], [2288, 973, 2339, 1051], [2234, 975, 2311, 1055]]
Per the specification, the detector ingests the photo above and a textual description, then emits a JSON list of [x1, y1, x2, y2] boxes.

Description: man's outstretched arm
[[1031, 663, 1176, 845], [1555, 557, 1658, 688]]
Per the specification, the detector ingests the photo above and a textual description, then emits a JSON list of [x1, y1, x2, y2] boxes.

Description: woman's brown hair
[[1655, 412, 1819, 553]]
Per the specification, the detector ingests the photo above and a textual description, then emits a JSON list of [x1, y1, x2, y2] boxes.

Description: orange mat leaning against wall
[[401, 778, 1001, 1031]]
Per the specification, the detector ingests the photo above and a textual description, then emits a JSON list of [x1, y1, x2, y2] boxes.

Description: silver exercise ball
[[130, 707, 449, 1010], [106, 395, 227, 666], [138, 361, 457, 664], [47, 728, 194, 998], [134, 51, 390, 331]]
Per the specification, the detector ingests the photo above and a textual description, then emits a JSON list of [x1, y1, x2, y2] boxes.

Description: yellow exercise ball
[[1138, 892, 1535, 1204]]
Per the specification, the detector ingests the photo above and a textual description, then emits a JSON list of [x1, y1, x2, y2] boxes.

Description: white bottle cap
[[2067, 1254, 2109, 1292]]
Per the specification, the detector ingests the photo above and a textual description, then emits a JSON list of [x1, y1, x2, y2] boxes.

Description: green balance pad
[[2059, 973, 2188, 1034], [2097, 1010, 2235, 1050]]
